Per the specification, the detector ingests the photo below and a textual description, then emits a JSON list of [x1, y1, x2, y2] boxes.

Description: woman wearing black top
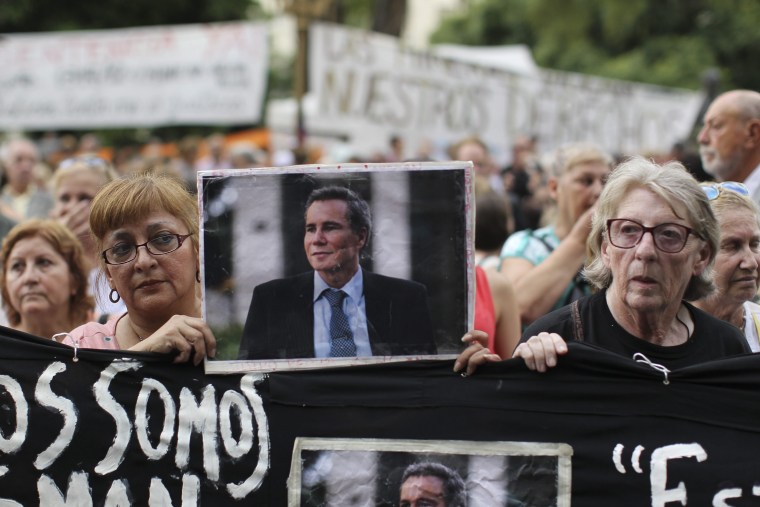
[[456, 156, 750, 375]]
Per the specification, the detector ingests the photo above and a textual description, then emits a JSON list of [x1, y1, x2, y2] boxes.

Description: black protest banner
[[0, 328, 269, 505], [1, 327, 760, 505]]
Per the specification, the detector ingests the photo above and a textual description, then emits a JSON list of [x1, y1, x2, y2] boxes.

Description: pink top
[[62, 313, 126, 350]]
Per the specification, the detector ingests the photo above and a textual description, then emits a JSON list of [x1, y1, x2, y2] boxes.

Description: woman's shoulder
[[500, 226, 557, 261], [521, 298, 575, 340], [687, 301, 750, 353], [476, 254, 501, 270], [63, 313, 125, 350], [521, 291, 605, 341], [743, 300, 760, 316], [687, 301, 741, 332]]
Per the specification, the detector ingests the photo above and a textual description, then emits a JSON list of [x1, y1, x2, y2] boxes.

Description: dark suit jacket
[[239, 271, 437, 359]]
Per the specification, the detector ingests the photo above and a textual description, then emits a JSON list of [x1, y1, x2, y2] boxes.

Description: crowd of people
[[0, 88, 759, 507], [456, 88, 760, 376], [0, 133, 226, 362], [0, 89, 758, 380]]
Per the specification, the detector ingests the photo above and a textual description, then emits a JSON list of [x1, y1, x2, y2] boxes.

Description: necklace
[[127, 321, 145, 343]]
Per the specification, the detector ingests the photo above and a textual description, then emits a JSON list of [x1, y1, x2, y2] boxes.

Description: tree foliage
[[431, 0, 760, 91], [0, 0, 259, 33]]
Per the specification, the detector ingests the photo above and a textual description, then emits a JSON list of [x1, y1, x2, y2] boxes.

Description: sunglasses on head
[[700, 182, 749, 200], [58, 155, 110, 171]]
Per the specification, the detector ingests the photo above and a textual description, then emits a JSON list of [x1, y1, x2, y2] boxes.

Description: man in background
[[698, 89, 760, 204], [0, 136, 54, 222]]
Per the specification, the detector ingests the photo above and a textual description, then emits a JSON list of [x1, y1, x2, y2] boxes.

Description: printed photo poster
[[199, 162, 474, 373], [288, 438, 572, 507]]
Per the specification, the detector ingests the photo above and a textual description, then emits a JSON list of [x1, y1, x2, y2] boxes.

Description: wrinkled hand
[[568, 205, 596, 244], [134, 315, 217, 365], [453, 330, 502, 376], [512, 332, 568, 372], [51, 200, 91, 241]]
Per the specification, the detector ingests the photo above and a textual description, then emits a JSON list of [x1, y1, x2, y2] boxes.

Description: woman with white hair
[[456, 157, 750, 375]]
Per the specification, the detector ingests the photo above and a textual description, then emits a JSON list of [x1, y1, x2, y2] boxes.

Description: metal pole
[[281, 0, 333, 151]]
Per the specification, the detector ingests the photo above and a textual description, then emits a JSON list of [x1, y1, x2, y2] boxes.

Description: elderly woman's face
[[103, 211, 198, 319], [556, 161, 610, 224], [5, 236, 75, 324], [712, 207, 760, 305], [601, 187, 711, 313]]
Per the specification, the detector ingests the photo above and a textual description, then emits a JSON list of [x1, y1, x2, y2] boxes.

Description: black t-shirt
[[522, 290, 751, 370]]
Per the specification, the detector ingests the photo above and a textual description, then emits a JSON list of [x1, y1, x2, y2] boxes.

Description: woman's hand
[[51, 200, 91, 240], [453, 330, 502, 376], [512, 332, 568, 372], [132, 315, 217, 365], [568, 205, 596, 245]]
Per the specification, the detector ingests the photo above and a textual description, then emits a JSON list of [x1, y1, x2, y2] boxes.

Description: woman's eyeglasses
[[606, 219, 700, 253], [701, 181, 749, 200], [102, 233, 192, 265]]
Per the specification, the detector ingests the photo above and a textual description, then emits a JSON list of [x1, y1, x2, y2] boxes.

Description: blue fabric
[[322, 288, 357, 357]]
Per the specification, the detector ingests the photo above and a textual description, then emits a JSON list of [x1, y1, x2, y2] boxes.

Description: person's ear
[[600, 237, 611, 268], [692, 241, 712, 276], [746, 119, 760, 148], [547, 176, 559, 201], [357, 228, 368, 248], [104, 266, 115, 290]]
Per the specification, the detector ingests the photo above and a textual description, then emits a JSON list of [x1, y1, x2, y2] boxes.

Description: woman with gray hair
[[456, 157, 750, 375], [692, 181, 760, 352]]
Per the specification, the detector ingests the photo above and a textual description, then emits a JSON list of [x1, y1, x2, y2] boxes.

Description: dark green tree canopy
[[0, 0, 258, 33], [431, 0, 760, 91]]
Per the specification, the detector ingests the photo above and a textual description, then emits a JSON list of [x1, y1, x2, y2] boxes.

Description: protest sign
[[0, 22, 268, 129], [1, 329, 759, 505], [308, 22, 703, 162], [198, 162, 474, 372]]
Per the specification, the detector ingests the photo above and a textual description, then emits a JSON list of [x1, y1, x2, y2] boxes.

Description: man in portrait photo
[[238, 185, 436, 360], [399, 462, 467, 507]]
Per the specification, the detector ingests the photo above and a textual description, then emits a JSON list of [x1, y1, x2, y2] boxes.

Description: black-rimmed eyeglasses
[[606, 219, 701, 254], [102, 233, 193, 265]]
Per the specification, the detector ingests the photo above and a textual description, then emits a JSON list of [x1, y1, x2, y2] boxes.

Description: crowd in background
[[1, 88, 757, 366], [0, 126, 710, 332]]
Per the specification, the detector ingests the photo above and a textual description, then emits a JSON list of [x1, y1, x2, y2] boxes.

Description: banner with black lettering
[[308, 22, 702, 163], [1, 327, 760, 505]]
